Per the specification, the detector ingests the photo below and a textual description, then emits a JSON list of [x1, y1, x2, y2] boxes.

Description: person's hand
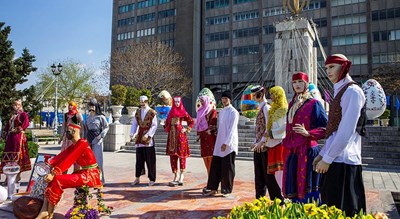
[[293, 123, 310, 137], [312, 155, 322, 171], [181, 128, 187, 133], [206, 130, 211, 135], [252, 142, 265, 153], [221, 144, 227, 152], [58, 138, 63, 144], [142, 134, 149, 142], [44, 173, 55, 183], [196, 135, 200, 142], [316, 160, 330, 174]]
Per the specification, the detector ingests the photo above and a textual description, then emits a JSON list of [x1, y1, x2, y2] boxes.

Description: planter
[[126, 106, 139, 123], [110, 105, 124, 124], [380, 118, 389, 127]]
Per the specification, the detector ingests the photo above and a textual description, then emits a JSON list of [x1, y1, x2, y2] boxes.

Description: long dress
[[45, 138, 102, 205], [197, 109, 217, 157], [282, 98, 327, 202], [165, 113, 194, 158], [0, 111, 32, 174]]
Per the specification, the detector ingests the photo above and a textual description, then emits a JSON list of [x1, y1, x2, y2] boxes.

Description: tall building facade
[[111, 0, 400, 110]]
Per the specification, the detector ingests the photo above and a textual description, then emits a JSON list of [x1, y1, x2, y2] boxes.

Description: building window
[[234, 10, 259, 21], [205, 15, 230, 25], [205, 48, 230, 59], [234, 0, 256, 4], [373, 29, 400, 42], [161, 39, 175, 47], [137, 0, 157, 9], [136, 27, 156, 38], [263, 25, 275, 35], [205, 31, 229, 42], [233, 45, 260, 56], [372, 8, 400, 21], [137, 13, 156, 23], [372, 53, 400, 64], [159, 0, 173, 4], [233, 27, 261, 38], [331, 0, 365, 7], [117, 31, 135, 41], [332, 33, 367, 46], [158, 9, 176, 18], [332, 14, 366, 26], [313, 18, 327, 27], [205, 65, 229, 76], [263, 43, 273, 53], [205, 0, 229, 10], [118, 3, 135, 14], [232, 63, 257, 74], [117, 17, 135, 27], [158, 23, 176, 33]]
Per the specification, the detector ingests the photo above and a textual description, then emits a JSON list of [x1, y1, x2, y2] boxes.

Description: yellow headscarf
[[267, 86, 288, 132]]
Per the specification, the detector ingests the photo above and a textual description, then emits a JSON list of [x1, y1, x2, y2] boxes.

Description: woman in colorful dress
[[282, 72, 328, 203], [0, 99, 32, 183], [165, 96, 194, 186], [196, 95, 217, 176], [59, 101, 84, 151], [265, 86, 288, 194]]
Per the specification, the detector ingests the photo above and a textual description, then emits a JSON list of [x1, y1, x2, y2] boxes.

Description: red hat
[[325, 55, 352, 82], [292, 72, 309, 83]]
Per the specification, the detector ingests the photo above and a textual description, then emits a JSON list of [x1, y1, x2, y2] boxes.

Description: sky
[[0, 0, 113, 90]]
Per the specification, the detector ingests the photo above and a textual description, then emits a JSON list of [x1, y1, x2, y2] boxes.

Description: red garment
[[0, 111, 31, 174], [267, 143, 285, 174], [197, 109, 217, 157], [135, 108, 156, 145], [45, 139, 101, 205], [165, 114, 194, 158], [165, 96, 188, 129]]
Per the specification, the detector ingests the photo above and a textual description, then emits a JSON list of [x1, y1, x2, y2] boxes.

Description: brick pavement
[[0, 144, 399, 219]]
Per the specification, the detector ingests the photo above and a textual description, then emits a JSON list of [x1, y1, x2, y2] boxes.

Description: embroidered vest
[[135, 108, 156, 145], [255, 105, 266, 143]]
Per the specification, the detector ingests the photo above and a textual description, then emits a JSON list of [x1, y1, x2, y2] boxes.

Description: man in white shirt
[[314, 54, 366, 216], [130, 96, 158, 186], [203, 91, 239, 197]]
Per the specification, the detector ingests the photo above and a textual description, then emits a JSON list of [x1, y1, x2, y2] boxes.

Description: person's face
[[221, 97, 230, 106], [174, 99, 180, 107], [68, 104, 74, 111], [252, 92, 263, 102], [270, 93, 275, 102], [200, 98, 205, 106], [88, 105, 95, 112], [140, 100, 147, 108], [292, 79, 306, 94], [12, 103, 19, 111], [325, 63, 342, 83]]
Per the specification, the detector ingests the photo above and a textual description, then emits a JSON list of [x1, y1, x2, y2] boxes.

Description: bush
[[379, 109, 390, 119], [111, 84, 127, 105], [125, 88, 152, 107], [215, 197, 387, 219]]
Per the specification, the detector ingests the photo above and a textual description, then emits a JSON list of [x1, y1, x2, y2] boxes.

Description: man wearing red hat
[[282, 72, 327, 203], [36, 118, 101, 219], [314, 54, 366, 216]]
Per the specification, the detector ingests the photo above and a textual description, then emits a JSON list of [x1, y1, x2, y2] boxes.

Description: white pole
[[54, 76, 58, 131]]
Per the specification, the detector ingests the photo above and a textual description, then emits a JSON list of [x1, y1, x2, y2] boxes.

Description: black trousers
[[254, 151, 283, 200], [206, 152, 236, 194], [321, 162, 366, 216], [135, 146, 156, 181]]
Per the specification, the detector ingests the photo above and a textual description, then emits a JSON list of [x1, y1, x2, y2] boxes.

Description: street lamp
[[51, 63, 63, 132]]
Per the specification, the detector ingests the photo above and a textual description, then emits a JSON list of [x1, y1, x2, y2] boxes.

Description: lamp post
[[51, 63, 63, 132]]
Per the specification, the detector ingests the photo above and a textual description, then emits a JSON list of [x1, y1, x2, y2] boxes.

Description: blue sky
[[0, 0, 113, 89]]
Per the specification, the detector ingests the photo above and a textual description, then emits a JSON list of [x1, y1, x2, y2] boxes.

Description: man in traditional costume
[[196, 95, 217, 176], [314, 54, 366, 216], [59, 101, 84, 151], [0, 99, 31, 183], [282, 72, 327, 203], [36, 118, 102, 219], [250, 85, 283, 200], [130, 95, 158, 186], [203, 91, 239, 197], [85, 98, 109, 183], [165, 96, 194, 186]]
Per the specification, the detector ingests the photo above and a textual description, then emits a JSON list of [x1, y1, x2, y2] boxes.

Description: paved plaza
[[0, 143, 399, 219]]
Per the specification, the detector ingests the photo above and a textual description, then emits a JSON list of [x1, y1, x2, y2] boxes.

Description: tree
[[0, 22, 39, 120], [110, 41, 192, 99], [36, 59, 95, 111], [372, 62, 400, 95]]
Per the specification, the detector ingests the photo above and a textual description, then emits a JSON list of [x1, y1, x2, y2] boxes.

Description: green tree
[[0, 22, 38, 120], [372, 62, 400, 95], [36, 59, 95, 111]]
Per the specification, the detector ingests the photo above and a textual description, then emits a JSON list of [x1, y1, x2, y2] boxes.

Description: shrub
[[125, 88, 152, 107], [111, 84, 127, 105], [379, 109, 390, 119]]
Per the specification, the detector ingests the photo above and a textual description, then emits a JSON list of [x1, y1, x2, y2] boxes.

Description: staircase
[[120, 122, 256, 160], [361, 126, 400, 170]]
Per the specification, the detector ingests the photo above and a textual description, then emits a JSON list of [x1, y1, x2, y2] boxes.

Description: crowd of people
[[0, 53, 367, 218]]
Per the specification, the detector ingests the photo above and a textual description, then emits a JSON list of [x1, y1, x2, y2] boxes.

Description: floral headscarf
[[268, 86, 288, 132], [196, 95, 213, 132]]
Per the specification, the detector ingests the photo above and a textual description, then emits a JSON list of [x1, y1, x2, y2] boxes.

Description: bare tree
[[372, 62, 400, 95], [110, 41, 192, 98]]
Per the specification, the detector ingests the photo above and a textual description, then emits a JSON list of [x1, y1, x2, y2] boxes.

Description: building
[[111, 0, 400, 110]]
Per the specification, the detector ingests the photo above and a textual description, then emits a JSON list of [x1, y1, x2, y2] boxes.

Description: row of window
[[234, 0, 256, 4], [331, 0, 365, 7], [137, 27, 156, 38], [233, 63, 257, 74], [234, 10, 259, 21], [137, 0, 157, 9], [347, 55, 368, 65], [158, 23, 176, 33], [117, 17, 135, 27], [205, 31, 229, 42], [117, 31, 135, 41], [205, 48, 229, 59], [161, 39, 176, 47], [137, 13, 156, 23], [263, 1, 326, 17], [332, 14, 366, 26], [233, 45, 259, 56], [118, 3, 135, 14], [158, 9, 176, 18], [372, 52, 400, 64], [205, 0, 229, 10], [332, 33, 367, 46], [205, 15, 230, 26], [205, 44, 275, 59], [205, 65, 229, 76], [372, 8, 400, 21], [373, 29, 400, 42], [233, 27, 260, 38], [159, 0, 174, 4]]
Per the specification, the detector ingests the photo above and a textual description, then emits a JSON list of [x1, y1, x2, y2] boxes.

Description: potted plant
[[379, 109, 390, 127], [111, 84, 127, 124], [125, 87, 140, 123]]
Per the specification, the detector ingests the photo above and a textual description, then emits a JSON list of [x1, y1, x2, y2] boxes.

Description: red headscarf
[[166, 96, 188, 124], [292, 72, 309, 94], [325, 54, 352, 82]]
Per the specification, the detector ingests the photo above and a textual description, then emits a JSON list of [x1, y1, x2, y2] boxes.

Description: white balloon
[[362, 79, 386, 119]]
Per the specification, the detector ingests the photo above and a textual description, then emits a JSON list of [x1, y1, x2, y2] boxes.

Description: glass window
[[373, 32, 380, 42], [372, 11, 379, 21]]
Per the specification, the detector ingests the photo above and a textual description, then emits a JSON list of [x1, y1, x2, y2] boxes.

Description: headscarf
[[325, 54, 352, 82], [88, 98, 105, 116], [268, 86, 288, 132], [68, 100, 78, 115], [196, 95, 213, 132], [288, 72, 313, 124], [166, 96, 188, 125]]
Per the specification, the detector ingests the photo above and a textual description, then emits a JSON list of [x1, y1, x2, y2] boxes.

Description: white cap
[[140, 96, 148, 102]]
